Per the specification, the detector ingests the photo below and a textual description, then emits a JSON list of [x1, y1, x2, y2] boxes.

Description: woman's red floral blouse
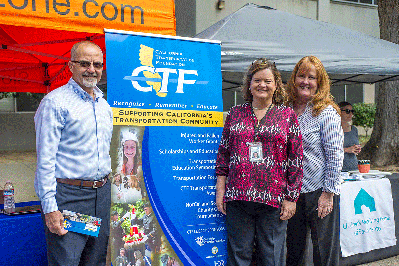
[[216, 102, 304, 208]]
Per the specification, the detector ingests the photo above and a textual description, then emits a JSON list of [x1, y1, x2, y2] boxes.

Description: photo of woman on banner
[[216, 58, 303, 266], [112, 127, 145, 203]]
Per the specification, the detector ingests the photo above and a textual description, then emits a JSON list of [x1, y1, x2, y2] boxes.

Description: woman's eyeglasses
[[341, 109, 355, 114], [71, 60, 104, 69]]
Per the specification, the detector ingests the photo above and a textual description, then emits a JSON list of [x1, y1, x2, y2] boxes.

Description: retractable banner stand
[[105, 30, 226, 266]]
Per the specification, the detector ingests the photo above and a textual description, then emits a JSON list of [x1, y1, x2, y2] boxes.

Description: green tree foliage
[[0, 92, 16, 100], [352, 103, 376, 137]]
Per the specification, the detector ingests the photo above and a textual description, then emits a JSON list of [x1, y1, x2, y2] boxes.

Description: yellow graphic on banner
[[139, 44, 166, 97], [113, 108, 223, 127]]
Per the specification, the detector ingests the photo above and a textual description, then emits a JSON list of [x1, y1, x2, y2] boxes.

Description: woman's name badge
[[248, 142, 263, 162]]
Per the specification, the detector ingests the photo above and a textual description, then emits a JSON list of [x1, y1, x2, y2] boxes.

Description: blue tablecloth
[[0, 201, 47, 266]]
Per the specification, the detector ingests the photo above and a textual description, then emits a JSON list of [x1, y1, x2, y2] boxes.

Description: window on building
[[1, 87, 109, 113], [0, 97, 15, 112], [331, 83, 363, 105], [16, 93, 45, 112], [222, 90, 244, 112], [345, 83, 363, 104], [3, 83, 107, 113], [222, 90, 235, 112], [331, 85, 346, 104], [0, 93, 47, 113], [333, 0, 377, 6]]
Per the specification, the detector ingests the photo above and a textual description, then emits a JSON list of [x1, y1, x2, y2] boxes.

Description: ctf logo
[[123, 44, 208, 97]]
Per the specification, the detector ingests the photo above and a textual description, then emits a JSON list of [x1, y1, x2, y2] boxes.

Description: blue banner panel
[[106, 31, 222, 112], [106, 30, 226, 266], [143, 126, 226, 266]]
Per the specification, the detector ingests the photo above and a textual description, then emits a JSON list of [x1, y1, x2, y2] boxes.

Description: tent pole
[[6, 46, 69, 60], [11, 34, 103, 48], [50, 64, 69, 84], [0, 74, 43, 84]]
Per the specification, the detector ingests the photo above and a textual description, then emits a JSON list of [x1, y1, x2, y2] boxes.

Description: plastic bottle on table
[[3, 181, 15, 214]]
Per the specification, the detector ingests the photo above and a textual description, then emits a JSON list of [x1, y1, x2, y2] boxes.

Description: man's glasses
[[341, 109, 355, 114], [71, 60, 103, 69]]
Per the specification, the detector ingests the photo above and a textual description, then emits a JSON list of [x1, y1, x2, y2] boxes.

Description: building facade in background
[[1, 0, 379, 150], [175, 0, 378, 111]]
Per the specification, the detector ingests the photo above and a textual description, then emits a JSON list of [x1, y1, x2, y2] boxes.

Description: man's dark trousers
[[42, 180, 111, 266]]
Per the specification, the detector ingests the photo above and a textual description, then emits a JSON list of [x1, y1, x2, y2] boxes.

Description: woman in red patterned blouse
[[215, 59, 303, 266]]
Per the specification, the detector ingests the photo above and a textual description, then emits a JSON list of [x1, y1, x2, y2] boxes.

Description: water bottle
[[3, 181, 15, 214]]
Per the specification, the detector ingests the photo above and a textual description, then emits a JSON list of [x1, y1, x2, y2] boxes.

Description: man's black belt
[[56, 174, 109, 189]]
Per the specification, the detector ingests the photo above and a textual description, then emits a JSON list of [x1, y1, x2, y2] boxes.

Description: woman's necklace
[[252, 103, 274, 123], [252, 103, 273, 112]]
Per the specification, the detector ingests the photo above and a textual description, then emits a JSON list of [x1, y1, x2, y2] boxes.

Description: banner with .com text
[[105, 29, 226, 266]]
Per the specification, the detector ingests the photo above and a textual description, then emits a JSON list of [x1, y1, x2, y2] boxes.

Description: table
[[0, 201, 47, 266], [340, 173, 399, 265], [304, 173, 399, 265]]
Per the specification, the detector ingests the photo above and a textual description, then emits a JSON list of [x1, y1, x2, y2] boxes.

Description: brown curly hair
[[286, 56, 340, 116], [242, 58, 286, 105]]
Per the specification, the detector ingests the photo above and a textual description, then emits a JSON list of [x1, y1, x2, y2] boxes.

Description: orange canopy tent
[[0, 0, 176, 93]]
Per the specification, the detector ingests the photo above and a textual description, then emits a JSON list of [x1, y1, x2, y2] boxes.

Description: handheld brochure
[[62, 210, 101, 237]]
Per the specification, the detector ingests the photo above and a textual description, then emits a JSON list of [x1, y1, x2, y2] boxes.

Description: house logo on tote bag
[[354, 188, 376, 215]]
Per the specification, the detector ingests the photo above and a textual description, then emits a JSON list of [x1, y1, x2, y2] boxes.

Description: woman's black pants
[[286, 189, 340, 266], [226, 200, 288, 266]]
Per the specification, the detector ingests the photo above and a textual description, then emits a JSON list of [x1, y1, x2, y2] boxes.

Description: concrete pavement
[[2, 151, 399, 265], [0, 151, 38, 203], [359, 255, 399, 265]]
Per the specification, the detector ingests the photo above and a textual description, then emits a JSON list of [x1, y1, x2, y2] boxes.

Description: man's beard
[[82, 76, 98, 88]]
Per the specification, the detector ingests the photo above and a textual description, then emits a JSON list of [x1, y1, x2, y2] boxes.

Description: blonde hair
[[242, 58, 286, 105], [286, 56, 340, 116]]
